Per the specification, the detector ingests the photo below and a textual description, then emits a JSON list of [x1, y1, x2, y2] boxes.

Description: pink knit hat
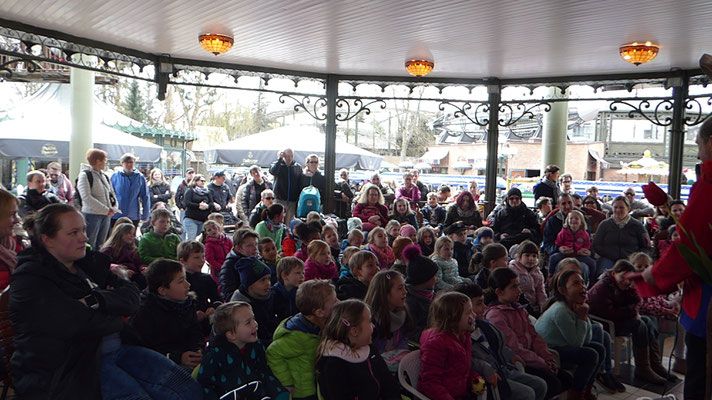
[[399, 224, 417, 237]]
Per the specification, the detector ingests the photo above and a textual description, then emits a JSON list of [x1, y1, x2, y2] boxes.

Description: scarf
[[0, 236, 17, 272], [193, 186, 208, 196], [414, 287, 435, 300], [457, 207, 474, 218], [369, 244, 395, 269], [265, 217, 283, 233], [613, 213, 631, 229], [390, 309, 406, 333]]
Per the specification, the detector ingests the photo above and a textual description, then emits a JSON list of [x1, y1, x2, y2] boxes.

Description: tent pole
[[69, 63, 95, 181], [324, 75, 338, 214]]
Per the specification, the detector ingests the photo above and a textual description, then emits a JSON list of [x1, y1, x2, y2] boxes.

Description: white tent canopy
[[0, 84, 163, 162], [204, 125, 382, 170]]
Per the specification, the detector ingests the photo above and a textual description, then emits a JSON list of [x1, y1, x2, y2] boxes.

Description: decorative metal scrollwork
[[335, 98, 386, 121], [438, 101, 490, 127], [278, 94, 327, 121], [498, 102, 551, 127], [683, 97, 712, 126], [0, 57, 40, 80], [609, 99, 674, 126]]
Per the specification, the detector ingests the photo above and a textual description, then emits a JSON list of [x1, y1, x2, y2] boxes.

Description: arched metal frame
[[1, 18, 711, 213]]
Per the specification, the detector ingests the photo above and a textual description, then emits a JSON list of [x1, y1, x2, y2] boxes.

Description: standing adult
[[559, 173, 574, 195], [110, 153, 149, 228], [437, 184, 452, 203], [468, 180, 480, 203], [491, 188, 541, 249], [636, 114, 712, 400], [241, 165, 273, 217], [533, 165, 561, 206], [148, 168, 172, 209], [592, 195, 650, 280], [77, 149, 120, 250], [370, 173, 395, 206], [183, 174, 216, 240], [174, 167, 195, 226], [412, 169, 429, 202], [300, 153, 326, 207], [47, 162, 74, 205], [269, 148, 302, 225], [18, 170, 60, 218], [334, 169, 355, 219], [0, 188, 22, 290], [249, 189, 275, 228], [208, 171, 236, 225], [352, 183, 389, 232]]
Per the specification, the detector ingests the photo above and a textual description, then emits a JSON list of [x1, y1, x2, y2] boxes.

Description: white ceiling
[[2, 0, 712, 79]]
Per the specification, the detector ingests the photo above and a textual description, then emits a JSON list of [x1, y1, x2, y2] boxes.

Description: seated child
[[336, 250, 379, 300], [364, 270, 412, 371], [129, 259, 205, 369], [304, 240, 337, 281], [258, 237, 280, 284], [473, 227, 494, 253], [473, 243, 509, 291], [403, 244, 439, 342], [655, 224, 679, 260], [316, 300, 401, 400], [138, 208, 182, 264], [485, 267, 566, 400], [140, 201, 184, 237], [418, 292, 484, 400], [455, 282, 548, 400], [417, 226, 436, 257], [550, 210, 595, 282], [390, 198, 419, 230], [399, 224, 417, 243], [322, 224, 342, 269], [385, 219, 401, 247], [202, 220, 232, 284], [421, 192, 446, 233], [390, 237, 413, 276], [219, 228, 259, 301], [273, 257, 305, 321], [267, 280, 339, 400], [293, 221, 323, 262], [508, 240, 547, 317], [197, 302, 289, 400], [341, 228, 364, 251], [230, 257, 279, 345], [432, 236, 471, 292], [306, 211, 322, 225], [178, 240, 221, 335], [337, 245, 360, 278], [446, 221, 476, 278], [101, 222, 147, 289], [367, 227, 395, 269]]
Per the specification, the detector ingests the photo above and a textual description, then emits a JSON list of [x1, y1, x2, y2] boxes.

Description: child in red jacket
[[550, 210, 594, 281], [202, 220, 233, 285], [304, 240, 337, 281], [418, 292, 484, 400]]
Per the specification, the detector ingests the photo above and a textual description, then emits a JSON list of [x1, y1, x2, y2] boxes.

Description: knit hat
[[444, 221, 467, 236], [403, 245, 439, 286], [399, 224, 416, 238], [347, 217, 363, 232], [476, 228, 493, 241], [507, 187, 522, 199], [237, 257, 271, 289]]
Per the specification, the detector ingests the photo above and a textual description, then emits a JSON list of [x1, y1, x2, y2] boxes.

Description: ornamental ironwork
[[498, 102, 551, 127], [683, 95, 712, 126], [609, 99, 675, 126], [438, 101, 490, 127], [278, 94, 328, 121], [0, 56, 40, 81], [334, 98, 387, 121]]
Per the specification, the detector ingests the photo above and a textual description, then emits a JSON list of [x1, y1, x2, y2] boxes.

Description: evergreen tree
[[121, 80, 147, 122]]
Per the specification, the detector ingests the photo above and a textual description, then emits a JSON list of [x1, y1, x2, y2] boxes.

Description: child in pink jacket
[[202, 220, 233, 284], [550, 210, 595, 281]]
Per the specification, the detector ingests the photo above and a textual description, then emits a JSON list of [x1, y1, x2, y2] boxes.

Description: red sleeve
[[418, 335, 456, 400], [555, 229, 572, 248]]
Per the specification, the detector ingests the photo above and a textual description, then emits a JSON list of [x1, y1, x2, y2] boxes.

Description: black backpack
[[73, 170, 94, 210]]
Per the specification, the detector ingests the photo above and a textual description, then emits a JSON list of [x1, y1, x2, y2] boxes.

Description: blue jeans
[[84, 213, 111, 250], [555, 342, 605, 391], [591, 322, 612, 373], [183, 218, 203, 241], [179, 209, 187, 240], [100, 345, 202, 400], [508, 369, 548, 400]]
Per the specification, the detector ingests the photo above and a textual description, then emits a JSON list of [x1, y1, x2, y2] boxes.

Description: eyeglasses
[[198, 179, 206, 182], [508, 197, 521, 201], [584, 201, 596, 205], [625, 192, 635, 196], [307, 161, 318, 164], [264, 197, 274, 200]]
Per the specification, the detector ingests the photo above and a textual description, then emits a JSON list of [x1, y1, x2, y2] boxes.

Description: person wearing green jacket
[[254, 203, 286, 253], [139, 208, 182, 265], [266, 280, 338, 399]]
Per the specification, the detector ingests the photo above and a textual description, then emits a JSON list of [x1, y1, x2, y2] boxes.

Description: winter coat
[[174, 179, 190, 209], [390, 212, 419, 230], [406, 284, 433, 342], [77, 164, 119, 216], [184, 188, 215, 222], [197, 335, 288, 400], [491, 203, 540, 239], [421, 203, 447, 228], [139, 214, 184, 237], [255, 220, 285, 253], [535, 301, 593, 348], [588, 270, 640, 324], [185, 270, 222, 313], [542, 211, 566, 255], [300, 170, 326, 206], [219, 249, 248, 302], [100, 245, 145, 274], [415, 180, 430, 201], [110, 168, 150, 221], [334, 179, 355, 219], [508, 260, 547, 313], [231, 288, 278, 345], [593, 217, 650, 262], [204, 234, 233, 283], [207, 182, 233, 210], [470, 320, 517, 381], [372, 312, 410, 354], [48, 172, 74, 205], [453, 240, 475, 278], [266, 313, 321, 398], [148, 182, 172, 208], [396, 185, 421, 203], [137, 231, 181, 265], [432, 254, 462, 291], [484, 302, 555, 371], [129, 292, 205, 364], [418, 329, 476, 400], [353, 203, 389, 231], [272, 282, 298, 322], [533, 178, 560, 206], [269, 158, 303, 202], [249, 201, 269, 228], [304, 258, 337, 281], [317, 341, 400, 400], [242, 179, 273, 215], [18, 188, 60, 217], [444, 203, 483, 229], [555, 227, 592, 254], [336, 275, 368, 300], [10, 247, 139, 400]]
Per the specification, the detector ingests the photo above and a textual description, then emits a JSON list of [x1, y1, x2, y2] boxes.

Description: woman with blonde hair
[[353, 183, 389, 232], [148, 168, 172, 208]]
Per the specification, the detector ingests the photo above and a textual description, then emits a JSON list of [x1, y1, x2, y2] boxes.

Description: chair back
[[397, 350, 431, 400]]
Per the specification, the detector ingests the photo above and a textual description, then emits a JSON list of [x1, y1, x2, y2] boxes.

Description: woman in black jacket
[[9, 203, 200, 400], [183, 174, 215, 240], [148, 168, 173, 208], [443, 190, 482, 229]]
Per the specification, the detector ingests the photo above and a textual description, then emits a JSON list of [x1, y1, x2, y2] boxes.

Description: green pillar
[[15, 158, 29, 190], [69, 65, 95, 181], [541, 88, 568, 174]]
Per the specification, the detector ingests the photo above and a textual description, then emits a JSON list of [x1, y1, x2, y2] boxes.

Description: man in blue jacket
[[111, 153, 150, 228]]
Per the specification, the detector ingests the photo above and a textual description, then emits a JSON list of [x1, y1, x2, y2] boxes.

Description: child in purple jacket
[[550, 210, 595, 281]]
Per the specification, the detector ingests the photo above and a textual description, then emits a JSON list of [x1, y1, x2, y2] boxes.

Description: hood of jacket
[[319, 339, 370, 362], [281, 313, 320, 336]]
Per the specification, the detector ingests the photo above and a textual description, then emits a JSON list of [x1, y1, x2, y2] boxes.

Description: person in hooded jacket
[[491, 187, 542, 250], [110, 153, 150, 227], [533, 165, 561, 207], [230, 257, 279, 345]]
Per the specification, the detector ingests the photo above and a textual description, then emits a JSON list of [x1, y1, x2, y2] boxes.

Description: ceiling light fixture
[[405, 59, 434, 77], [619, 42, 659, 66], [199, 33, 234, 56]]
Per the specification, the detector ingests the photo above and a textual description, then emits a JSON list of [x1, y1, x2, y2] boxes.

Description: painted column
[[15, 158, 29, 191], [69, 64, 95, 181], [667, 72, 688, 199], [541, 87, 568, 174], [323, 74, 338, 214], [484, 81, 501, 217]]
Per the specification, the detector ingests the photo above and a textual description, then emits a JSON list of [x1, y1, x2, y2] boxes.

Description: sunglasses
[[198, 179, 206, 182], [264, 196, 274, 200], [508, 196, 521, 201], [625, 192, 635, 196], [307, 161, 318, 164], [584, 201, 596, 205]]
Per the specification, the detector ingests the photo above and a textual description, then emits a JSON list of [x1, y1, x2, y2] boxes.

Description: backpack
[[73, 170, 94, 210], [297, 185, 321, 218]]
